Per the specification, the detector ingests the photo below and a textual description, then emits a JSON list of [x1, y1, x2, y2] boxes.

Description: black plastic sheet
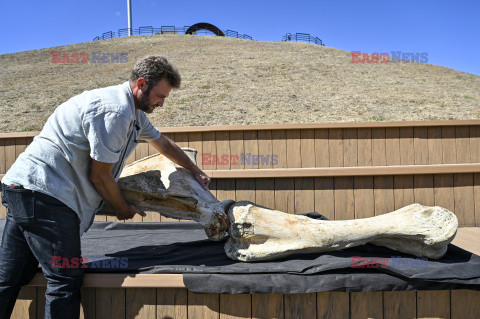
[[1, 220, 479, 294]]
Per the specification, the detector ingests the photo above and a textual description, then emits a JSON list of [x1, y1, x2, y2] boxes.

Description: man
[[0, 55, 210, 318]]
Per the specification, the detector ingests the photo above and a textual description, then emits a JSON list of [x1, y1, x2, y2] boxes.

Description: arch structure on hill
[[185, 23, 225, 36]]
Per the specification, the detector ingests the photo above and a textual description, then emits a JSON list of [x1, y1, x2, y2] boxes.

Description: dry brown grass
[[0, 34, 479, 133]]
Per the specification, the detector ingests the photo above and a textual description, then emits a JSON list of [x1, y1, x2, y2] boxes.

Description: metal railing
[[139, 26, 154, 35], [282, 33, 325, 46], [93, 26, 253, 41], [93, 28, 325, 46]]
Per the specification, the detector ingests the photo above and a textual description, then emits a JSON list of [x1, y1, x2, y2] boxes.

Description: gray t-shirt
[[2, 82, 161, 234]]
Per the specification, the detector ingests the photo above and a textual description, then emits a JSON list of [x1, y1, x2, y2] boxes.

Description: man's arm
[[89, 159, 146, 220], [148, 135, 211, 189]]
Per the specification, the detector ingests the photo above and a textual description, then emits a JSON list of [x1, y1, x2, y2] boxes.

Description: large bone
[[225, 202, 458, 261], [102, 148, 231, 241], [103, 149, 458, 261]]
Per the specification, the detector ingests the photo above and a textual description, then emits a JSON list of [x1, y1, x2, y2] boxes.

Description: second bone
[[225, 202, 458, 262]]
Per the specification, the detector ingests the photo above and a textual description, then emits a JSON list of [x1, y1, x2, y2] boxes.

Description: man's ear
[[136, 78, 147, 90]]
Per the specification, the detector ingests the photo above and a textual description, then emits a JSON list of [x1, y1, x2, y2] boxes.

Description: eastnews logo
[[51, 256, 128, 269], [351, 256, 428, 269], [201, 153, 279, 166], [351, 51, 428, 63], [51, 51, 128, 63]]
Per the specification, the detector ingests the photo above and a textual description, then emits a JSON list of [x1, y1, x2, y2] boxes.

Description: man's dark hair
[[130, 55, 181, 94]]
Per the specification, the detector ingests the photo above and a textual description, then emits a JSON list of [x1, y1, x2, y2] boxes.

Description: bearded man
[[0, 55, 209, 318]]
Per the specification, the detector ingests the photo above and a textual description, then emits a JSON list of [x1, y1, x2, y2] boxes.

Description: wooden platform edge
[[451, 227, 480, 256], [1, 119, 480, 138], [2, 163, 480, 182], [27, 273, 185, 288], [204, 163, 480, 178]]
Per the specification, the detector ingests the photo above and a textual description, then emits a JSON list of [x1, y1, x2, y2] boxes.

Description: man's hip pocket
[[4, 186, 35, 225]]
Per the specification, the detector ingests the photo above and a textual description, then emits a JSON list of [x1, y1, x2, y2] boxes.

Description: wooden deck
[[451, 227, 480, 256]]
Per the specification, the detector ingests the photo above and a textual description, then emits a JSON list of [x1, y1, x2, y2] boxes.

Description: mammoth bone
[[100, 148, 232, 241], [225, 201, 458, 261], [101, 148, 458, 262]]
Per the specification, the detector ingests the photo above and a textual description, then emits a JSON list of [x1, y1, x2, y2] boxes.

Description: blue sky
[[1, 0, 479, 75]]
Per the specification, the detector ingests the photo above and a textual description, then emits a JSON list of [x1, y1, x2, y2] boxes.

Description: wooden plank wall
[[212, 175, 478, 226], [10, 287, 480, 319], [145, 126, 479, 170], [1, 124, 480, 174], [1, 125, 480, 223]]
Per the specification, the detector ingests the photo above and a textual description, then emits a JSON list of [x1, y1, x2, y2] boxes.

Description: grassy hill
[[0, 34, 479, 133]]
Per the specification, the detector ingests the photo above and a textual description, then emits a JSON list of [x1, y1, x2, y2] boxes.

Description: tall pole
[[127, 0, 132, 36]]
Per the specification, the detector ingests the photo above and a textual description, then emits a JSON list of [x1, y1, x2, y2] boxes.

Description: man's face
[[136, 78, 172, 114]]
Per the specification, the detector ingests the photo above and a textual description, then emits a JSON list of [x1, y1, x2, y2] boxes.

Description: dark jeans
[[0, 184, 84, 319]]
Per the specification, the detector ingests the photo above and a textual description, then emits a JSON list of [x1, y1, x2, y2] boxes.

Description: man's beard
[[137, 90, 154, 113]]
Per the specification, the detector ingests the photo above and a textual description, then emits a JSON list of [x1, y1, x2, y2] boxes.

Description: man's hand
[[90, 159, 146, 220], [116, 204, 146, 220]]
